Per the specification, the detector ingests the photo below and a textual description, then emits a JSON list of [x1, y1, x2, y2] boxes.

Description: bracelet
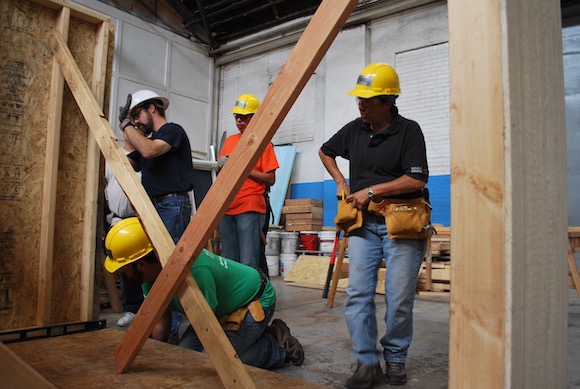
[[122, 122, 133, 131]]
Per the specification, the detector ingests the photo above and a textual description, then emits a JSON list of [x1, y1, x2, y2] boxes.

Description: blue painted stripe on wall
[[289, 174, 451, 227]]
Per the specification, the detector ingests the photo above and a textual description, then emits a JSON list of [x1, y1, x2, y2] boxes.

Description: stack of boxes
[[282, 199, 323, 232]]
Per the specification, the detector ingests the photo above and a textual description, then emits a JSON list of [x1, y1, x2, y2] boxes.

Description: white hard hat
[[129, 90, 169, 116]]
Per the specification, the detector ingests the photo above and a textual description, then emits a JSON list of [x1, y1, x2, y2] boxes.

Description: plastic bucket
[[280, 232, 299, 254], [265, 230, 281, 256], [318, 230, 337, 253], [299, 231, 319, 251], [266, 255, 280, 277], [280, 253, 297, 277]]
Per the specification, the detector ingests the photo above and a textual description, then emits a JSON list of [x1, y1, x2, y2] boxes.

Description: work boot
[[385, 362, 407, 385], [266, 319, 305, 366], [345, 361, 383, 389]]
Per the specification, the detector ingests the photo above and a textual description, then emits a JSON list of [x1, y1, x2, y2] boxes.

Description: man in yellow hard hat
[[217, 94, 279, 271], [103, 217, 304, 369], [319, 63, 430, 387]]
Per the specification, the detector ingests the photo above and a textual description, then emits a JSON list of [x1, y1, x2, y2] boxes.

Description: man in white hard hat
[[118, 91, 194, 244], [118, 90, 194, 340]]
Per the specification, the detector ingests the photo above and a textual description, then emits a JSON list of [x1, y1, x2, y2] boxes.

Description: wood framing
[[0, 0, 110, 330], [108, 0, 358, 375], [448, 0, 567, 387]]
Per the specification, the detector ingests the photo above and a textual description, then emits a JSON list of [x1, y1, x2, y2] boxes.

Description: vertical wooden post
[[80, 20, 110, 321], [37, 6, 70, 326], [448, 0, 567, 387]]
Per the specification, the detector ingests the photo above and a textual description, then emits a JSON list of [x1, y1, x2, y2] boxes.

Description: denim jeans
[[155, 194, 192, 244], [345, 211, 425, 365], [177, 304, 286, 369], [219, 212, 265, 269]]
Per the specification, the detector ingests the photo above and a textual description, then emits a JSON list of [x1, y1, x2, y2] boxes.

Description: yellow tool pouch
[[247, 299, 265, 322], [218, 300, 265, 332], [334, 199, 363, 233], [219, 306, 249, 332], [368, 197, 432, 239]]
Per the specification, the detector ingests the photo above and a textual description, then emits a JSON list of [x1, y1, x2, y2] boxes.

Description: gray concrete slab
[[100, 278, 580, 388]]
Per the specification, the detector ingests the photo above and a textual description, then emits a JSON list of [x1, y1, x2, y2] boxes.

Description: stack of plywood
[[282, 199, 323, 232]]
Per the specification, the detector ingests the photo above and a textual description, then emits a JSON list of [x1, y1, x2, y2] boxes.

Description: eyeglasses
[[233, 114, 253, 121], [131, 105, 146, 120]]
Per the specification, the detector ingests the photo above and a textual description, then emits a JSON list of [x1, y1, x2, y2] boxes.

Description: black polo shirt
[[320, 115, 428, 199]]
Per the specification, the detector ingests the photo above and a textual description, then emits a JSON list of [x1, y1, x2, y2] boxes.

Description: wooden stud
[[48, 31, 257, 388], [37, 5, 70, 326], [448, 0, 567, 387]]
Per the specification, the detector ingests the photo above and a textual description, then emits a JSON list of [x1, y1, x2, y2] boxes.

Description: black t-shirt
[[320, 115, 429, 199], [128, 122, 194, 198]]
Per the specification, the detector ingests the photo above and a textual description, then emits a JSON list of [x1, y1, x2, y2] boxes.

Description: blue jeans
[[155, 194, 192, 244], [345, 211, 425, 365], [219, 212, 265, 269], [177, 304, 286, 369]]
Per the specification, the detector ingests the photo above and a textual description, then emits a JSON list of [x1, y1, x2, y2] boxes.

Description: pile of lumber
[[282, 199, 323, 232]]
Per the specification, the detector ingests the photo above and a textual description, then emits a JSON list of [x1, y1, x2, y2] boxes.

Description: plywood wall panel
[[0, 0, 110, 329]]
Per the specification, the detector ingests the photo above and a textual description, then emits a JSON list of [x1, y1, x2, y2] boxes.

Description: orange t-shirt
[[218, 133, 279, 215]]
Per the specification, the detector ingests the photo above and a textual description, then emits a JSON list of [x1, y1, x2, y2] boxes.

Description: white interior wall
[[73, 0, 213, 160]]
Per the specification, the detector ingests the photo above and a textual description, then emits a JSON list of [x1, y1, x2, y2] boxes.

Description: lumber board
[[7, 328, 328, 389], [80, 20, 109, 321], [0, 342, 56, 389], [48, 31, 256, 388], [283, 204, 323, 214], [284, 199, 323, 207], [448, 0, 567, 387], [37, 4, 70, 327], [108, 0, 358, 374]]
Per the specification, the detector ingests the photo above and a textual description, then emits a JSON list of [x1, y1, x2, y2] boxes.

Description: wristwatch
[[368, 186, 375, 202]]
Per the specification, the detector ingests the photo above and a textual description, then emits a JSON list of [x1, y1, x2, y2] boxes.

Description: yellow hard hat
[[104, 217, 153, 273], [348, 63, 400, 98], [231, 94, 260, 115]]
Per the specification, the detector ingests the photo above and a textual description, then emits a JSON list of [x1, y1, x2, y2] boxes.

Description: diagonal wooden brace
[[48, 32, 256, 388], [50, 0, 358, 382], [108, 0, 359, 374]]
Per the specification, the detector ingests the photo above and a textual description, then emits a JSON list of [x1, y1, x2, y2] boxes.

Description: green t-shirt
[[142, 249, 275, 317]]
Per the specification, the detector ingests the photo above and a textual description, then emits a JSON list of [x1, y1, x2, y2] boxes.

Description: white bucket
[[318, 230, 337, 253], [266, 255, 280, 277], [280, 253, 298, 277], [265, 230, 281, 256], [280, 232, 299, 254]]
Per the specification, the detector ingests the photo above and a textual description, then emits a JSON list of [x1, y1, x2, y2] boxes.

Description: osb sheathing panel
[[0, 0, 102, 329]]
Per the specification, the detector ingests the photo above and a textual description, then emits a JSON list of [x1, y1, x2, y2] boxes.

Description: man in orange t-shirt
[[218, 94, 279, 269]]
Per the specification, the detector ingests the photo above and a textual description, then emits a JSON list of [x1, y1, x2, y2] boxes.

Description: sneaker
[[345, 361, 383, 389], [117, 312, 136, 327], [385, 362, 407, 385], [266, 319, 305, 366]]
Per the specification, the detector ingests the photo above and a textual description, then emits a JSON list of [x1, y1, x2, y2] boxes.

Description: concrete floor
[[101, 277, 580, 388]]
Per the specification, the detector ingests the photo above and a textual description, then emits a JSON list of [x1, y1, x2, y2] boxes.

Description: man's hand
[[119, 117, 133, 132], [118, 93, 132, 123]]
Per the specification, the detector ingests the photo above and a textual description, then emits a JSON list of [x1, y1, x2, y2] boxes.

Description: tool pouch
[[219, 306, 249, 332], [247, 299, 265, 322], [334, 200, 363, 233], [218, 300, 265, 331], [368, 197, 432, 239]]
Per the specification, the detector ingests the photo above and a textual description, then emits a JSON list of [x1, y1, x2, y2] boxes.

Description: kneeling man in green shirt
[[104, 217, 304, 369]]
